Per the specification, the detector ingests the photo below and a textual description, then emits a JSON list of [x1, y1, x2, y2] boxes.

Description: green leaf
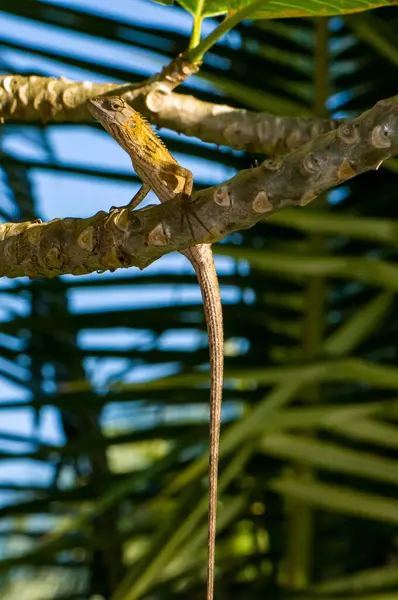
[[177, 0, 397, 20], [215, 247, 398, 293], [268, 209, 398, 245], [270, 478, 398, 524], [347, 12, 398, 69], [324, 292, 393, 356], [325, 417, 398, 450], [260, 433, 398, 486], [111, 444, 252, 600], [202, 70, 310, 113], [311, 563, 398, 594]]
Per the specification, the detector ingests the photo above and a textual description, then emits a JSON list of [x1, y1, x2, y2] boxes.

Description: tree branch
[[0, 75, 338, 155], [1, 94, 396, 280]]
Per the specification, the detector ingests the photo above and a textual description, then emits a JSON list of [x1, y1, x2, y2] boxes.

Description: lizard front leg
[[109, 183, 151, 216]]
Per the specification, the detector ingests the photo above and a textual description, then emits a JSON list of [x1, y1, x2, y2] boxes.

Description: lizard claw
[[104, 205, 124, 226], [105, 185, 150, 225], [105, 205, 122, 223]]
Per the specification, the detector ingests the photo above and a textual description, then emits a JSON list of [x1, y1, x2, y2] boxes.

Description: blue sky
[[0, 0, 240, 516]]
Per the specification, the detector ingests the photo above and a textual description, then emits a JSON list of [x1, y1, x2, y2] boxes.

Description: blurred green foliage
[[1, 2, 398, 600]]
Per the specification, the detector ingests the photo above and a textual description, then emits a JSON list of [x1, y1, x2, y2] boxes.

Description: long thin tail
[[182, 243, 223, 600]]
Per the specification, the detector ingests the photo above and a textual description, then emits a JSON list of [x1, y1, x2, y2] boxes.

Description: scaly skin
[[87, 96, 224, 600]]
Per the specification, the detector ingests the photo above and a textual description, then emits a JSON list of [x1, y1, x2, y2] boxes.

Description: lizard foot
[[109, 205, 122, 214], [107, 185, 149, 221], [104, 205, 123, 225]]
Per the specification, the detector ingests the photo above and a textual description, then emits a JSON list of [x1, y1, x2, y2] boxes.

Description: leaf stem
[[189, 15, 203, 49], [186, 0, 266, 63]]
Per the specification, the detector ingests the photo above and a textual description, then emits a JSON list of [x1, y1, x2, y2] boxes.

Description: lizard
[[87, 95, 223, 600]]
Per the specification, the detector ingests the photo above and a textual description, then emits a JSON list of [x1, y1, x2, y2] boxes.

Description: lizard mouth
[[86, 97, 128, 127], [86, 97, 103, 119]]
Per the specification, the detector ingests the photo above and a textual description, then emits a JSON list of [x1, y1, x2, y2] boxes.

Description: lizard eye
[[109, 99, 123, 111]]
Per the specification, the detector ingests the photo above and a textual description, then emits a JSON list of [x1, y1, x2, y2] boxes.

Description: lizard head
[[86, 95, 171, 168], [87, 96, 136, 129]]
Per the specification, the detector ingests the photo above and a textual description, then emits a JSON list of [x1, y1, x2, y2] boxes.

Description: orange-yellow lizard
[[87, 96, 223, 600]]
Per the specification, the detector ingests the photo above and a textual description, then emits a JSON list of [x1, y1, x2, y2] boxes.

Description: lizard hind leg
[[180, 194, 211, 242]]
